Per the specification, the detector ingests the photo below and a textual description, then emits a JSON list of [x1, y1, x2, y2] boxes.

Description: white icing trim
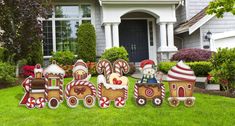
[[47, 87, 60, 90], [177, 60, 191, 69], [168, 97, 195, 101], [72, 65, 88, 73], [97, 75, 128, 90], [31, 90, 45, 93], [43, 64, 65, 76], [143, 64, 153, 69], [34, 68, 43, 73]]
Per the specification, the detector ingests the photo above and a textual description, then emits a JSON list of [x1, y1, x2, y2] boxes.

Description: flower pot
[[205, 84, 220, 91]]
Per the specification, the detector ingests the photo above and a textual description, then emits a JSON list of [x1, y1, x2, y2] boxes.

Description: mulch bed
[[0, 77, 24, 89], [194, 87, 235, 98]]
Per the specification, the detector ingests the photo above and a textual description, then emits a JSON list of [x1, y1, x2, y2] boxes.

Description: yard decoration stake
[[134, 59, 165, 107], [43, 60, 65, 109], [167, 60, 196, 107], [19, 64, 47, 109], [96, 59, 130, 108], [65, 59, 96, 108]]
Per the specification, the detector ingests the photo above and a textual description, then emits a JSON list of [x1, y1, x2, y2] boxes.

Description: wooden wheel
[[67, 96, 78, 108], [169, 98, 180, 107], [84, 95, 96, 108], [184, 98, 195, 107], [152, 96, 163, 106], [136, 96, 147, 106]]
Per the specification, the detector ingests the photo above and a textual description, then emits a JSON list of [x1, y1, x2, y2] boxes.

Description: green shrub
[[0, 47, 6, 61], [76, 23, 96, 62], [101, 47, 129, 63], [210, 48, 235, 90], [0, 62, 16, 85], [158, 61, 212, 77], [50, 51, 76, 65]]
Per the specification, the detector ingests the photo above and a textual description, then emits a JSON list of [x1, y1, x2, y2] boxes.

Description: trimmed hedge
[[158, 61, 212, 77], [0, 62, 16, 85], [171, 48, 213, 62], [76, 23, 96, 62], [50, 51, 76, 65], [101, 47, 129, 63]]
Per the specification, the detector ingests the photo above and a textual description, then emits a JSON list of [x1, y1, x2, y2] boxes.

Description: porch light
[[205, 31, 212, 41]]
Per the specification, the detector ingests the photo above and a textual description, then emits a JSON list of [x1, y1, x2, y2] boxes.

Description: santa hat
[[139, 60, 155, 70], [73, 59, 88, 73]]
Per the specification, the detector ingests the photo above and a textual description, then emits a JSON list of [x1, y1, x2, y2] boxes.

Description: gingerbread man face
[[142, 67, 156, 76]]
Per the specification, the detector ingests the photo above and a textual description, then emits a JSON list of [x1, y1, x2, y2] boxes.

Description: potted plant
[[205, 74, 220, 91]]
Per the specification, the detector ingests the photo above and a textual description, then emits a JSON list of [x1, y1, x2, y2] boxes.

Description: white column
[[104, 23, 112, 49], [167, 23, 177, 51], [158, 23, 167, 52], [112, 23, 120, 47]]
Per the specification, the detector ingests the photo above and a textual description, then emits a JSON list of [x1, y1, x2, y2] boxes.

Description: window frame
[[41, 3, 94, 58]]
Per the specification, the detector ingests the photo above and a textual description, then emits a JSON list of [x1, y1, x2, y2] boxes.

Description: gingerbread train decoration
[[19, 61, 65, 109], [65, 59, 96, 108], [134, 60, 165, 107], [167, 60, 196, 107], [96, 59, 130, 108]]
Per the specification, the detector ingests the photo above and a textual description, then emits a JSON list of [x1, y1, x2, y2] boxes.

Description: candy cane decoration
[[44, 77, 49, 102], [98, 83, 102, 98], [134, 84, 138, 99], [59, 74, 64, 102], [65, 80, 96, 99], [113, 59, 130, 76], [161, 84, 165, 99], [96, 59, 113, 83], [22, 76, 32, 92]]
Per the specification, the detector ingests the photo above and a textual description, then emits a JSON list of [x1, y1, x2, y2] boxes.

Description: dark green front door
[[119, 20, 149, 62]]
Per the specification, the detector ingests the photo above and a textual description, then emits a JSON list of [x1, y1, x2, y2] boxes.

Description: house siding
[[175, 4, 186, 26], [186, 0, 212, 20], [180, 29, 201, 48], [94, 1, 106, 56]]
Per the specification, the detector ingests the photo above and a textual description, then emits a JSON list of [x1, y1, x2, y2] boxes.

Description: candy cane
[[161, 84, 165, 99], [59, 74, 64, 102], [96, 59, 113, 83], [113, 59, 129, 76], [22, 76, 32, 92], [134, 84, 138, 99], [98, 83, 102, 98]]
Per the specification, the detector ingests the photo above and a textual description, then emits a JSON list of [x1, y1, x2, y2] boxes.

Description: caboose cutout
[[96, 59, 130, 108], [167, 61, 196, 107], [134, 60, 165, 107]]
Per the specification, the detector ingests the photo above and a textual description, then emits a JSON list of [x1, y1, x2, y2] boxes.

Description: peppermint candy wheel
[[145, 88, 154, 97], [36, 97, 46, 109], [99, 97, 110, 108], [114, 97, 125, 108], [26, 97, 36, 109]]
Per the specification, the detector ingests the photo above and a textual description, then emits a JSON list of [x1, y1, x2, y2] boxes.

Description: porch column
[[158, 23, 167, 51], [112, 23, 120, 47], [167, 23, 177, 51], [104, 23, 112, 49]]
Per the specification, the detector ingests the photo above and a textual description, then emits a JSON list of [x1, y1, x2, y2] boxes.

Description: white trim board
[[189, 14, 215, 35]]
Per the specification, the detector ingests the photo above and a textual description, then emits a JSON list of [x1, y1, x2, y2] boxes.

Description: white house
[[42, 0, 235, 65]]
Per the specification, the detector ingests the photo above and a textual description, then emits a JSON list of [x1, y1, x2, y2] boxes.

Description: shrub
[[171, 48, 214, 62], [0, 47, 5, 61], [158, 61, 212, 77], [87, 62, 98, 76], [101, 47, 129, 63], [76, 23, 96, 62], [50, 51, 76, 65], [22, 65, 35, 77], [210, 48, 235, 90], [0, 62, 16, 85]]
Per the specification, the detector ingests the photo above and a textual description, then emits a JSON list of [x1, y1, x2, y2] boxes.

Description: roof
[[43, 61, 65, 76], [175, 6, 215, 35]]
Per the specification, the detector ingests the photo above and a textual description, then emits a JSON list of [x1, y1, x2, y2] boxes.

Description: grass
[[0, 77, 235, 126]]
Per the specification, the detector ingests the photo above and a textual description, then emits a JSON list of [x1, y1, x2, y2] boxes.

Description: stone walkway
[[131, 71, 206, 82]]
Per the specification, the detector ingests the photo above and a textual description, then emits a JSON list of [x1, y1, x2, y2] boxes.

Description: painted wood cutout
[[134, 59, 165, 107], [167, 60, 196, 107], [96, 59, 130, 108], [19, 61, 65, 109], [65, 59, 96, 108]]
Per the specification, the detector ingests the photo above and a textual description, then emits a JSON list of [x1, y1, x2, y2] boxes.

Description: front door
[[178, 87, 185, 97], [119, 20, 149, 62]]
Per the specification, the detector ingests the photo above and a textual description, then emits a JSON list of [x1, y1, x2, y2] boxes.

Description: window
[[188, 84, 191, 89], [172, 84, 176, 89], [42, 4, 92, 56], [149, 21, 153, 46]]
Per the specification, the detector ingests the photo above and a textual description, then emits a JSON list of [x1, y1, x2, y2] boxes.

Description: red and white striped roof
[[167, 61, 196, 82]]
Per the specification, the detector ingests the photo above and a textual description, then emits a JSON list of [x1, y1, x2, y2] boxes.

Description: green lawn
[[0, 77, 235, 126]]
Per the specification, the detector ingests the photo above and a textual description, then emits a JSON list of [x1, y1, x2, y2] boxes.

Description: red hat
[[140, 60, 155, 70]]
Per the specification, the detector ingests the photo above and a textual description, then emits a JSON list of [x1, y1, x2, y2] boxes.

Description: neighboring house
[[174, 0, 235, 51], [42, 0, 235, 65]]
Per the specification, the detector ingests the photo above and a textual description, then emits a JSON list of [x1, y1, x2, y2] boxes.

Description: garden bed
[[194, 87, 235, 98]]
